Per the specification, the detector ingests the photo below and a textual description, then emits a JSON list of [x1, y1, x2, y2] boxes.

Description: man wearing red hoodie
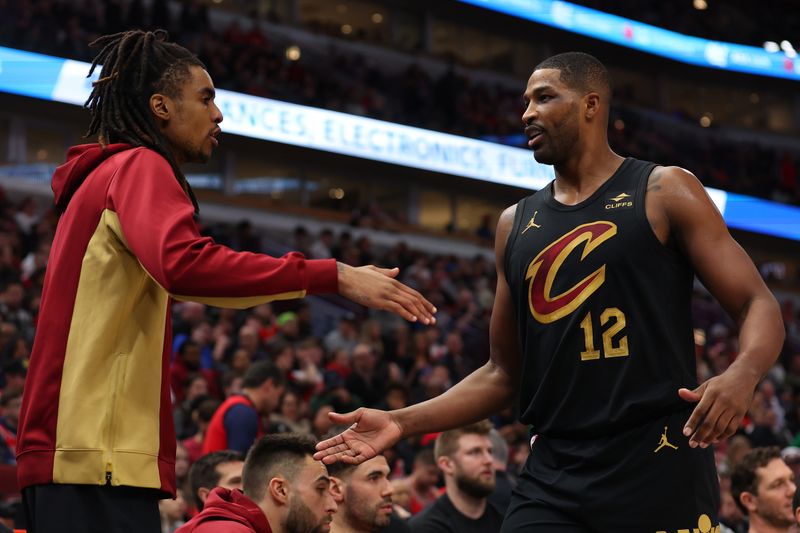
[[17, 29, 435, 533], [177, 434, 337, 533]]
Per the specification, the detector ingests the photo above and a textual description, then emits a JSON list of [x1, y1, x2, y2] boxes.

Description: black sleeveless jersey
[[504, 158, 696, 439]]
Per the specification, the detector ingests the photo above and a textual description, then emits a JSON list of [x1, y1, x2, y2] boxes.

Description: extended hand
[[313, 408, 403, 465], [338, 263, 436, 324], [679, 367, 759, 448]]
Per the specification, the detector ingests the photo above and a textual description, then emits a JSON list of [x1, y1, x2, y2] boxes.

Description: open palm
[[313, 408, 403, 465]]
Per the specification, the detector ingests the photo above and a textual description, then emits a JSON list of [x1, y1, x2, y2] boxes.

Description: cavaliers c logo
[[527, 221, 617, 324]]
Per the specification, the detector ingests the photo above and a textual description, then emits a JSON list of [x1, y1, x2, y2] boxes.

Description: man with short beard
[[731, 446, 797, 533], [327, 455, 402, 533], [409, 421, 503, 533], [177, 434, 337, 533]]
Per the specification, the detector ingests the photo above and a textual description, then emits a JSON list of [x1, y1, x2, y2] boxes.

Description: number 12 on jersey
[[579, 307, 629, 361]]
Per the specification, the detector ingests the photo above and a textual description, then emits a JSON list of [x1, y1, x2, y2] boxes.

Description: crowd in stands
[[0, 189, 790, 531], [576, 0, 800, 49], [0, 2, 799, 527], [1, 0, 799, 206]]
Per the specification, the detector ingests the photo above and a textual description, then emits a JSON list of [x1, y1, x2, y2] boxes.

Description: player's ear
[[739, 491, 757, 514], [150, 93, 172, 122], [436, 456, 453, 476], [584, 92, 600, 120], [268, 476, 290, 505], [329, 477, 345, 503]]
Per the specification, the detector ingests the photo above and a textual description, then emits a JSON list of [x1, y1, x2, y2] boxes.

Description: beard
[[757, 502, 795, 530], [344, 487, 392, 530], [531, 109, 580, 166], [284, 495, 331, 533], [454, 470, 495, 499]]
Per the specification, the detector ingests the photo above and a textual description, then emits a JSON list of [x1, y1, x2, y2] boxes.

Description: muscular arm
[[314, 207, 523, 463], [392, 205, 523, 435], [647, 166, 784, 446]]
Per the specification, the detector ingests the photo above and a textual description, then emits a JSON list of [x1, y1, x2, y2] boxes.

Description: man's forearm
[[392, 360, 517, 437], [730, 295, 784, 382]]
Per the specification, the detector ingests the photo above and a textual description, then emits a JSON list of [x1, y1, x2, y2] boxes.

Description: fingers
[[369, 266, 400, 278], [689, 404, 724, 448], [352, 267, 437, 324], [683, 399, 709, 440], [680, 382, 708, 438], [388, 281, 437, 324], [678, 387, 702, 403], [384, 300, 419, 324], [313, 438, 346, 461], [328, 410, 359, 425], [313, 441, 365, 464], [682, 384, 745, 448]]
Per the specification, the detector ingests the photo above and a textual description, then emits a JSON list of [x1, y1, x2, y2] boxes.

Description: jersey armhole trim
[[503, 197, 528, 280], [634, 164, 687, 268]]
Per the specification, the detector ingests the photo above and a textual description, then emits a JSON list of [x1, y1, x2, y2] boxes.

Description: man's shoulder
[[103, 145, 170, 177], [408, 495, 453, 530]]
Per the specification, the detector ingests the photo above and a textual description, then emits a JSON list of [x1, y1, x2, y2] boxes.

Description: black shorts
[[501, 409, 720, 533], [22, 483, 162, 533]]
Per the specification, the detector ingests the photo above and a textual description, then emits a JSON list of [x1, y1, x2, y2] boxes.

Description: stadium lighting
[[763, 41, 780, 53], [341, 24, 353, 35], [693, 0, 708, 10], [285, 45, 301, 61], [371, 13, 384, 24], [780, 40, 797, 58]]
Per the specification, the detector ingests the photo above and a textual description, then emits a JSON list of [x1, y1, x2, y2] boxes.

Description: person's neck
[[445, 481, 486, 520], [241, 389, 260, 409], [552, 144, 624, 204], [747, 516, 793, 533], [260, 501, 283, 533]]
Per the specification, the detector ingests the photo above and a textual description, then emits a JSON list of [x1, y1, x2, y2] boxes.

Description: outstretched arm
[[648, 167, 784, 448], [336, 262, 436, 325], [314, 206, 524, 464]]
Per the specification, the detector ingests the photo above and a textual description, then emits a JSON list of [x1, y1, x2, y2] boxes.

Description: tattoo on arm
[[647, 172, 662, 193]]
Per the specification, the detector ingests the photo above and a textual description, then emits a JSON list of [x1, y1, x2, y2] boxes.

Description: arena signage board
[[458, 0, 800, 81], [0, 45, 798, 241]]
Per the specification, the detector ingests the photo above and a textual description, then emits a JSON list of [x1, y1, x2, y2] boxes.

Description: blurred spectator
[[188, 450, 244, 511], [405, 449, 440, 515], [731, 446, 797, 533], [182, 398, 221, 464], [202, 362, 286, 455], [324, 315, 359, 355], [269, 389, 312, 435], [345, 344, 386, 408], [0, 388, 20, 465], [487, 428, 515, 516], [409, 421, 503, 532]]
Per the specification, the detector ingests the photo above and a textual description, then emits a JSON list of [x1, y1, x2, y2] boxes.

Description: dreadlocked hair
[[84, 29, 203, 212]]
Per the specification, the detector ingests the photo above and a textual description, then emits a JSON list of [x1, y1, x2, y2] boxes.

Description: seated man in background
[[410, 421, 503, 533], [731, 446, 796, 533], [188, 450, 245, 511], [177, 434, 337, 533], [328, 453, 407, 533]]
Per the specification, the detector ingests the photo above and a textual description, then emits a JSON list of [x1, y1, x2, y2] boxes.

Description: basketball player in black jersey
[[314, 52, 784, 531]]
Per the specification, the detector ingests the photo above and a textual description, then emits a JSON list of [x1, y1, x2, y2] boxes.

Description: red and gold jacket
[[17, 144, 337, 495]]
